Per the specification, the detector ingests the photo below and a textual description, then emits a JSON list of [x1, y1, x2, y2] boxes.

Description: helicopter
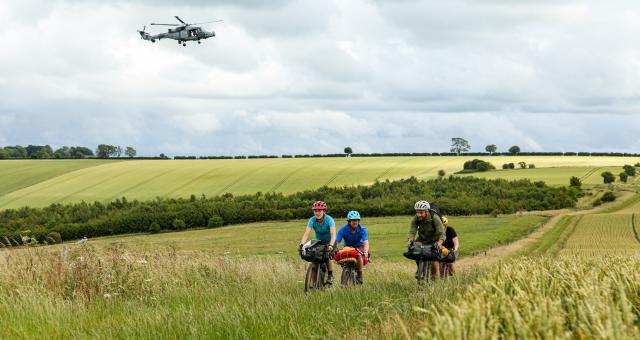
[[138, 16, 221, 46]]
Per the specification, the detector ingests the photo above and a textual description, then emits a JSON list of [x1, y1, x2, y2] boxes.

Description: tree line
[[0, 176, 579, 245], [0, 145, 139, 159]]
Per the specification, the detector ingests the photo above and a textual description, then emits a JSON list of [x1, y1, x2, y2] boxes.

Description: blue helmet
[[347, 210, 361, 221]]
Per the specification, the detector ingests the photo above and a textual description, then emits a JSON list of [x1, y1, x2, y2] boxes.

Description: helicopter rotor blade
[[175, 16, 187, 24], [150, 23, 180, 26], [192, 20, 223, 25]]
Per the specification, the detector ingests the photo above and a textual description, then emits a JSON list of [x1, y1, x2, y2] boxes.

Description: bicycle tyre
[[304, 263, 317, 294]]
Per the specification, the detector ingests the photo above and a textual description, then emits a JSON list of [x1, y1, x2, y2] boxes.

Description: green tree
[[518, 161, 527, 169], [622, 165, 636, 176], [125, 147, 137, 158], [0, 148, 7, 159], [438, 169, 446, 178], [569, 176, 582, 188], [601, 171, 615, 184], [508, 145, 520, 155], [344, 147, 353, 157], [96, 144, 118, 158], [485, 144, 497, 155], [619, 172, 628, 183], [450, 137, 471, 155]]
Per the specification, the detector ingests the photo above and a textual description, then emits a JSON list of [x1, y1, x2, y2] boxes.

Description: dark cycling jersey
[[443, 226, 458, 249]]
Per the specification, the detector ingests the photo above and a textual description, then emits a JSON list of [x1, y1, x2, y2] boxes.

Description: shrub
[[463, 159, 495, 172], [601, 192, 616, 202], [592, 199, 602, 207], [149, 222, 161, 234], [622, 165, 636, 176], [490, 209, 501, 218], [528, 164, 535, 169], [502, 164, 509, 169], [438, 169, 446, 177], [207, 215, 224, 228], [172, 219, 186, 230], [46, 232, 62, 244], [619, 172, 628, 183], [518, 161, 527, 169], [569, 176, 582, 188], [601, 171, 615, 184], [508, 163, 515, 169]]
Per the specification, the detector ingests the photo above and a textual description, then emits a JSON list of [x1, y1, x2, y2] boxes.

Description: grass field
[[0, 156, 635, 209], [86, 214, 548, 259]]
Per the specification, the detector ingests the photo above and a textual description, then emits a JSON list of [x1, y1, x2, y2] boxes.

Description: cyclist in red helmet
[[299, 201, 337, 286]]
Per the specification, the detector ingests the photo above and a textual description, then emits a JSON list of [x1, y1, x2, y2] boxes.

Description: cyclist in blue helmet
[[336, 210, 370, 284]]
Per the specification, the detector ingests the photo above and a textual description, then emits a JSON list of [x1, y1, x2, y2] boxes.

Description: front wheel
[[304, 263, 317, 294], [340, 264, 356, 287]]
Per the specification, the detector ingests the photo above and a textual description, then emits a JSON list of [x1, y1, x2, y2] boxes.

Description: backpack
[[428, 203, 443, 230]]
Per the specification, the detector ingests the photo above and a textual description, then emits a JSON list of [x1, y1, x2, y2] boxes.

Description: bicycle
[[304, 261, 328, 293], [300, 240, 331, 294], [405, 241, 439, 285]]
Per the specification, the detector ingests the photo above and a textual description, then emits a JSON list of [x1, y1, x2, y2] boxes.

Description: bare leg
[[356, 256, 363, 278], [431, 261, 440, 279]]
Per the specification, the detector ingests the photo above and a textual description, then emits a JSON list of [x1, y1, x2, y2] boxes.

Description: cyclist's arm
[[453, 236, 459, 252], [434, 216, 446, 248], [407, 220, 418, 244], [362, 240, 369, 254], [330, 226, 336, 246], [300, 227, 312, 244]]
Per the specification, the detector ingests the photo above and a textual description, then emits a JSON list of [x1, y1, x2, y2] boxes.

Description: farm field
[[85, 214, 548, 259], [0, 156, 635, 209], [0, 191, 639, 337]]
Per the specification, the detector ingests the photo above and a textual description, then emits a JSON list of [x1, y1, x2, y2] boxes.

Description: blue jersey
[[307, 215, 336, 242], [336, 224, 368, 248]]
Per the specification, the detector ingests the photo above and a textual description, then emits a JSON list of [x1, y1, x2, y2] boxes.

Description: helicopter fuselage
[[139, 26, 215, 44]]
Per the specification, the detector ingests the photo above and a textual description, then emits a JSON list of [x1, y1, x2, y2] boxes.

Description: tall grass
[[0, 244, 481, 338], [417, 256, 640, 339]]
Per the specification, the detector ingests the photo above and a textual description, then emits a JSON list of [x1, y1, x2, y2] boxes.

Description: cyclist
[[442, 216, 459, 276], [336, 210, 370, 284], [407, 200, 445, 279], [299, 201, 337, 286]]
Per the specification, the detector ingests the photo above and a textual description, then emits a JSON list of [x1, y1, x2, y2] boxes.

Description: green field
[[88, 214, 547, 259], [0, 156, 634, 209]]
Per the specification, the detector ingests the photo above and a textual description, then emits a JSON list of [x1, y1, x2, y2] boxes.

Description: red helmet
[[312, 201, 327, 210]]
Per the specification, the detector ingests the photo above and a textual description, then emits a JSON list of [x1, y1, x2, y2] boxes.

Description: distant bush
[[0, 177, 579, 243], [149, 222, 161, 234], [592, 199, 602, 207], [518, 161, 527, 169], [619, 172, 628, 183], [438, 169, 446, 177], [172, 219, 186, 230], [601, 192, 616, 202], [622, 165, 636, 176], [46, 232, 62, 244], [502, 164, 509, 170], [490, 209, 501, 218], [569, 176, 582, 188], [528, 164, 536, 169], [462, 159, 495, 172], [601, 171, 616, 184], [207, 215, 224, 228]]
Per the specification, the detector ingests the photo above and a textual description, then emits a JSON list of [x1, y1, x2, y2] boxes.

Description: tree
[[518, 161, 527, 169], [620, 172, 628, 183], [438, 169, 446, 178], [159, 153, 168, 159], [96, 144, 118, 158], [508, 145, 521, 155], [485, 144, 497, 155], [344, 147, 353, 157], [601, 171, 615, 184], [569, 176, 582, 188], [622, 165, 636, 177], [0, 148, 7, 159], [450, 137, 471, 155], [54, 146, 71, 159], [116, 146, 123, 158], [125, 147, 137, 158]]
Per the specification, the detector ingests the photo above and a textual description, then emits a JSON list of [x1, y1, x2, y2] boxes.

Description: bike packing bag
[[301, 240, 330, 263]]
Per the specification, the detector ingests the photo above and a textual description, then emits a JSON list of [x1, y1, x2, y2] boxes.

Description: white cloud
[[0, 0, 640, 155]]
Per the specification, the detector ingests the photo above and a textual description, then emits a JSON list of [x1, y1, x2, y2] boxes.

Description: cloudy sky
[[1, 0, 639, 156]]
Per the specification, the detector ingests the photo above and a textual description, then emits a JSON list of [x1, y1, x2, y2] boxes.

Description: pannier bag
[[335, 246, 359, 264], [439, 248, 457, 263], [403, 243, 439, 261], [300, 240, 330, 263]]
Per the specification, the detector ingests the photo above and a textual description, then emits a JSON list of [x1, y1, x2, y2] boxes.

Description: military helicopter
[[138, 16, 221, 46]]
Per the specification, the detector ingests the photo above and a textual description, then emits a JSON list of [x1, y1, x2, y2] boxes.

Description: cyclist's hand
[[407, 239, 414, 248], [328, 245, 334, 253], [298, 243, 304, 253]]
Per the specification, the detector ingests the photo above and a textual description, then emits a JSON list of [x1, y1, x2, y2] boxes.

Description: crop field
[[559, 214, 640, 256], [86, 214, 547, 258], [0, 156, 634, 209]]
